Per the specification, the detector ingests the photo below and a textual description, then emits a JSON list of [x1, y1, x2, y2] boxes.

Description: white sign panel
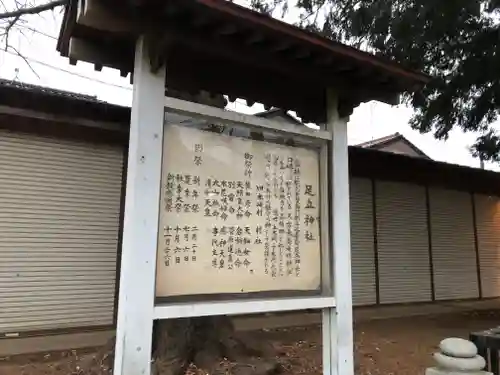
[[156, 124, 321, 297]]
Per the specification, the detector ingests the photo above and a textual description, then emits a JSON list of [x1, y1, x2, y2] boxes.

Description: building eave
[[357, 132, 431, 159], [0, 78, 130, 125], [57, 0, 429, 123]]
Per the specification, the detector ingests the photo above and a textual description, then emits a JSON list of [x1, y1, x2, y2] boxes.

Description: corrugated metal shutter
[[376, 181, 431, 304], [350, 177, 376, 306], [0, 130, 123, 334], [474, 194, 500, 298], [429, 188, 478, 300]]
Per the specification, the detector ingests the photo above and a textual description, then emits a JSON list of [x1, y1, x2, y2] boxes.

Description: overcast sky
[[1, 0, 498, 171]]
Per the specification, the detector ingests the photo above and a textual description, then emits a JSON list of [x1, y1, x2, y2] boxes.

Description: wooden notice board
[[156, 124, 321, 297]]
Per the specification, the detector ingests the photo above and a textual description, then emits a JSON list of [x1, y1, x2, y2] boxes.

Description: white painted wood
[[320, 143, 333, 296], [322, 309, 333, 375], [113, 37, 166, 375], [325, 90, 354, 375], [164, 96, 332, 141], [153, 296, 335, 319]]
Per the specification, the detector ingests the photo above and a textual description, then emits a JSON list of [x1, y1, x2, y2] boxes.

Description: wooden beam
[[246, 33, 266, 45], [316, 55, 334, 65], [171, 32, 320, 85], [314, 55, 356, 74], [165, 89, 227, 108], [217, 24, 239, 36], [292, 47, 311, 59], [164, 96, 332, 140], [164, 2, 181, 15], [68, 37, 132, 74], [270, 40, 293, 52], [191, 14, 212, 27], [164, 26, 396, 103], [165, 48, 326, 122], [76, 0, 134, 33]]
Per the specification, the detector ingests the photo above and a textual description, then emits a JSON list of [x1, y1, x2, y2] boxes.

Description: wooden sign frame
[[114, 37, 353, 375]]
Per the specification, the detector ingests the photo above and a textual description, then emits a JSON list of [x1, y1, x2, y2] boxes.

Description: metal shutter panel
[[429, 188, 478, 300], [474, 194, 500, 298], [376, 181, 431, 304], [0, 130, 123, 334], [350, 178, 376, 306]]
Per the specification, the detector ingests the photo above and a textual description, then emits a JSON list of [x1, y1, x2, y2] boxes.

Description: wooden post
[[322, 90, 354, 375], [113, 36, 166, 375]]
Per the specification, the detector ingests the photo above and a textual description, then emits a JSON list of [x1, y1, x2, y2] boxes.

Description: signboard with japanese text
[[155, 124, 321, 297]]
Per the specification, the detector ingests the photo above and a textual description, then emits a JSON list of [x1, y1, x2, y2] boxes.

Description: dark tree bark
[[82, 316, 280, 374], [151, 317, 281, 375]]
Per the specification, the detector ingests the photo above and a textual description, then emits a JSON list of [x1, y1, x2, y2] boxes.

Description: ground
[[1, 309, 499, 375]]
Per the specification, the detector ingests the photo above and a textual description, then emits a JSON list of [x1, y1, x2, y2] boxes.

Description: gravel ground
[[1, 309, 499, 375]]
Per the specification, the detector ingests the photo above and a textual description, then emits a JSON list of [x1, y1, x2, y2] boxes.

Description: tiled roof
[[0, 78, 129, 123], [356, 132, 402, 148], [0, 78, 102, 103], [356, 132, 430, 159]]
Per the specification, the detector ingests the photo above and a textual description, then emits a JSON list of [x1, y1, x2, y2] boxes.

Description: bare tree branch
[[2, 14, 20, 49], [6, 45, 40, 78], [0, 0, 66, 20], [0, 0, 67, 79]]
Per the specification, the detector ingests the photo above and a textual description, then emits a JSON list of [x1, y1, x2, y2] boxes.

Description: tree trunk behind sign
[[151, 316, 280, 375], [151, 91, 279, 375], [78, 315, 280, 375]]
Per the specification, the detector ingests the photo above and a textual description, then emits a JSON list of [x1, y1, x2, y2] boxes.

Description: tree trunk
[[151, 316, 281, 375]]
